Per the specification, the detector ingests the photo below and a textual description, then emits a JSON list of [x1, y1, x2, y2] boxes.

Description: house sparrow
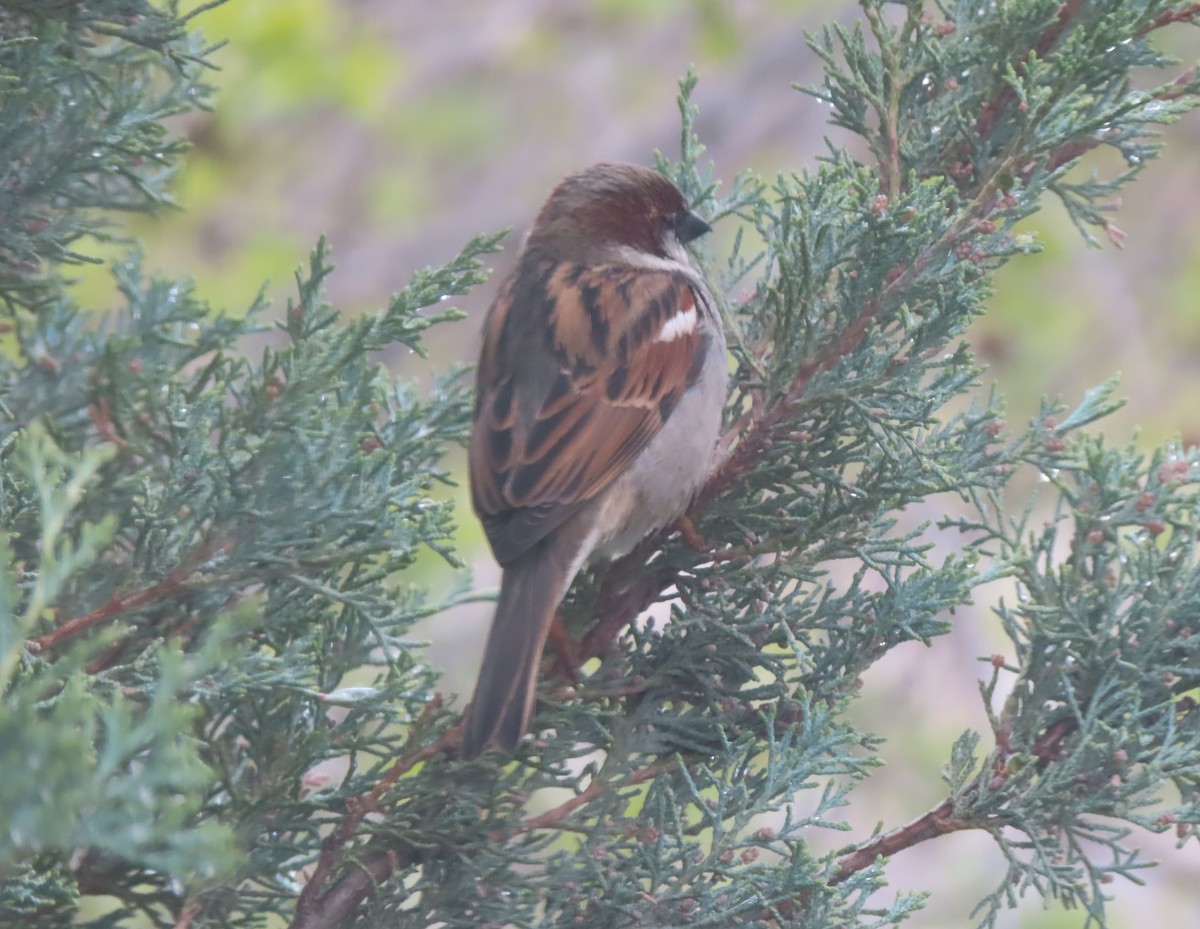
[[461, 162, 727, 758]]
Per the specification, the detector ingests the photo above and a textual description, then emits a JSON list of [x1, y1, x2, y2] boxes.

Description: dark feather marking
[[686, 328, 711, 385], [616, 331, 630, 363], [534, 408, 592, 467], [633, 283, 674, 345], [630, 308, 652, 348], [507, 465, 543, 510], [541, 370, 574, 413], [510, 413, 590, 501], [488, 427, 512, 468], [525, 402, 581, 457], [558, 468, 585, 500], [545, 296, 566, 354], [580, 282, 608, 353], [605, 366, 628, 401], [491, 378, 515, 422], [535, 259, 559, 293]]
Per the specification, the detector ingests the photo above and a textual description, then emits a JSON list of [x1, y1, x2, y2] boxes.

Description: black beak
[[674, 209, 712, 245]]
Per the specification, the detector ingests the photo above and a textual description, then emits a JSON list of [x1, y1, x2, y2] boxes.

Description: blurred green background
[[75, 1, 1200, 926]]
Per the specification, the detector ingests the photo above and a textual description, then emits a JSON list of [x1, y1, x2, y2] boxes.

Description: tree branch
[[27, 534, 232, 653], [292, 725, 667, 927], [1137, 3, 1200, 36], [974, 0, 1086, 139], [830, 713, 1082, 884], [831, 799, 966, 883], [292, 698, 454, 927]]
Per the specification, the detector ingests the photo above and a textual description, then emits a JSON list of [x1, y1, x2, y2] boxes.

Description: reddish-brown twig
[[88, 397, 128, 450], [975, 0, 1086, 139], [291, 852, 396, 929], [29, 535, 232, 653], [578, 555, 673, 663], [831, 713, 1081, 884], [522, 763, 663, 833], [1136, 3, 1200, 36], [172, 898, 205, 929], [832, 799, 966, 883], [292, 699, 454, 925], [1017, 64, 1199, 182], [293, 756, 669, 929]]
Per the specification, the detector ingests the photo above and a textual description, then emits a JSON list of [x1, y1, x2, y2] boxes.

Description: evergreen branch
[[521, 762, 666, 832], [831, 799, 964, 882], [975, 0, 1086, 141], [292, 729, 668, 927], [860, 0, 918, 197], [293, 699, 454, 928], [295, 731, 701, 928], [27, 534, 232, 654], [580, 549, 673, 662], [1029, 64, 1200, 193], [830, 714, 1081, 884], [1137, 3, 1200, 35], [702, 294, 882, 505]]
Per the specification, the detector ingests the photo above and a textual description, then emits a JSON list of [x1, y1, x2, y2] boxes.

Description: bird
[[461, 161, 727, 758]]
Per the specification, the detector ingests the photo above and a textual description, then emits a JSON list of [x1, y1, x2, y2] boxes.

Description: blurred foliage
[[199, 0, 400, 121], [0, 0, 224, 315], [66, 0, 405, 311]]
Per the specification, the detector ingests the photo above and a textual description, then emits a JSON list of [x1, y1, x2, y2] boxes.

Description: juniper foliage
[[2, 1, 1199, 928]]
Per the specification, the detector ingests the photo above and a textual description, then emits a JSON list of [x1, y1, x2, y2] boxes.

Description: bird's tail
[[460, 542, 573, 759]]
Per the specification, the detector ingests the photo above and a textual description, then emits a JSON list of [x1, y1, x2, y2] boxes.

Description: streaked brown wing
[[469, 261, 708, 565]]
